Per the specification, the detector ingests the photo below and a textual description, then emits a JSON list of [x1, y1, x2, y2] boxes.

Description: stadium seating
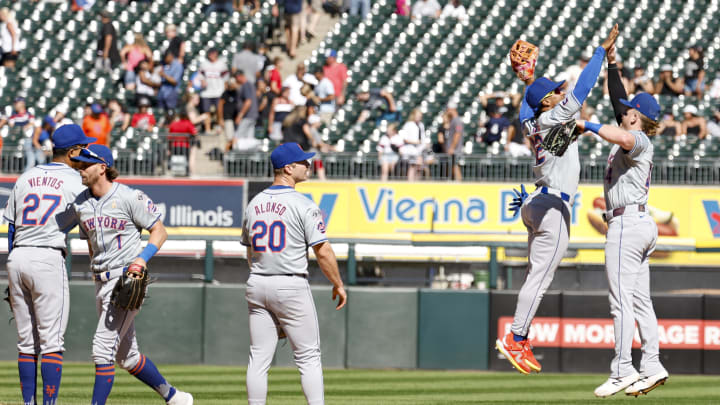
[[0, 0, 718, 181]]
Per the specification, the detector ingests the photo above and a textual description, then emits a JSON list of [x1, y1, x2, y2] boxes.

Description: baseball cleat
[[625, 370, 669, 397], [495, 333, 532, 375], [167, 390, 193, 405], [594, 372, 640, 398]]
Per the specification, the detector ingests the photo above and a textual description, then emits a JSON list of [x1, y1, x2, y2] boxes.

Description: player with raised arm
[[65, 144, 193, 405], [576, 45, 668, 398], [497, 25, 619, 375], [242, 142, 347, 405], [3, 124, 95, 405]]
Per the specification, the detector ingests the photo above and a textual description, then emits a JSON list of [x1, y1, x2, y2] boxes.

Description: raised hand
[[601, 24, 619, 52]]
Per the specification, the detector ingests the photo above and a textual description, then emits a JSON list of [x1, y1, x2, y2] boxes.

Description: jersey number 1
[[21, 194, 62, 226], [251, 220, 286, 252]]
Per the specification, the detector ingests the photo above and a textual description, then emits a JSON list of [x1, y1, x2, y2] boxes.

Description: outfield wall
[[0, 282, 718, 374]]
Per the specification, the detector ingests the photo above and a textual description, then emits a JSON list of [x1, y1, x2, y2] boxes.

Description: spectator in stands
[[198, 47, 229, 119], [396, 0, 410, 16], [307, 114, 334, 180], [630, 66, 654, 95], [350, 0, 370, 18], [157, 51, 184, 114], [480, 104, 510, 146], [306, 0, 322, 39], [356, 84, 398, 125], [657, 111, 682, 138], [400, 108, 427, 181], [96, 11, 120, 72], [268, 57, 283, 94], [235, 0, 260, 14], [0, 96, 33, 129], [183, 92, 213, 134], [268, 87, 293, 142], [273, 0, 303, 58], [163, 24, 185, 65], [135, 59, 159, 106], [682, 105, 707, 139], [232, 42, 261, 84], [411, 0, 442, 19], [168, 110, 199, 175], [107, 99, 131, 130], [0, 8, 22, 69], [684, 45, 705, 98], [26, 116, 55, 170], [441, 102, 463, 181], [505, 115, 532, 157], [234, 71, 260, 150], [130, 97, 157, 131], [313, 68, 336, 122], [323, 49, 348, 106], [120, 33, 152, 91], [282, 105, 314, 150], [82, 103, 112, 147], [707, 107, 720, 138], [655, 64, 684, 97], [256, 78, 273, 133], [217, 77, 239, 150], [206, 0, 234, 15], [440, 0, 468, 21], [284, 63, 312, 106], [377, 123, 403, 181]]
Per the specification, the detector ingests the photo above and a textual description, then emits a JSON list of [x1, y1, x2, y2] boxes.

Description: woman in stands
[[681, 105, 707, 139], [120, 33, 153, 91], [0, 7, 22, 69]]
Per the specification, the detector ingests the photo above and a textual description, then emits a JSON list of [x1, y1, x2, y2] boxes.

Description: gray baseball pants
[[245, 274, 324, 405], [605, 213, 665, 378]]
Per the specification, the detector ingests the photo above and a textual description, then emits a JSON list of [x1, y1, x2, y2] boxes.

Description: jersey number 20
[[251, 220, 286, 252], [21, 193, 62, 226]]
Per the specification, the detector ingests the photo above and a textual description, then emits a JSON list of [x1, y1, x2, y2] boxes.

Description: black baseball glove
[[540, 121, 581, 157], [111, 263, 149, 311]]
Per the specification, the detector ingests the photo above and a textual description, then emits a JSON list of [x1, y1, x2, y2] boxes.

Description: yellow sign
[[297, 181, 720, 265]]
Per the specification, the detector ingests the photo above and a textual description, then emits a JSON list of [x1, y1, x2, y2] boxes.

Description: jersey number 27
[[21, 193, 62, 226], [251, 220, 286, 252]]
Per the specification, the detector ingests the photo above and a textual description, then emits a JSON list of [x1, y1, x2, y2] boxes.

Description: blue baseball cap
[[90, 103, 104, 114], [43, 115, 56, 129], [619, 92, 660, 121], [71, 144, 114, 167], [526, 77, 565, 111], [52, 124, 97, 148], [271, 143, 315, 169], [325, 49, 337, 58]]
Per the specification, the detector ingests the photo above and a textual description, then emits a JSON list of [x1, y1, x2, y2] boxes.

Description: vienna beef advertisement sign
[[498, 317, 720, 350]]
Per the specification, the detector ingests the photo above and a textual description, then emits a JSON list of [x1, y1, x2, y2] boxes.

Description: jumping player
[[64, 144, 193, 405], [242, 142, 347, 405], [577, 45, 668, 398], [496, 25, 619, 374], [4, 124, 95, 405]]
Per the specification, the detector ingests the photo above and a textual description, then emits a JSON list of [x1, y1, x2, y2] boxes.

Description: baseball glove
[[540, 121, 581, 157], [509, 40, 539, 82], [111, 263, 149, 311]]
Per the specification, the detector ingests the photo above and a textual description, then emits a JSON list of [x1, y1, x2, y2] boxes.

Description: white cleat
[[167, 390, 194, 405], [594, 372, 640, 398], [625, 370, 669, 397]]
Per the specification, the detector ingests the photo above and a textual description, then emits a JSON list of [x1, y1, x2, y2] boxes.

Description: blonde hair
[[0, 8, 16, 24], [640, 115, 658, 136], [133, 33, 147, 48]]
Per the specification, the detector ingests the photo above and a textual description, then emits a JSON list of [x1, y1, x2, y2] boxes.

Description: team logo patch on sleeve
[[146, 199, 157, 213], [317, 221, 326, 233]]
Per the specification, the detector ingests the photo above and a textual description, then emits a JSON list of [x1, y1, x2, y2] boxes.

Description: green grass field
[[0, 362, 717, 404]]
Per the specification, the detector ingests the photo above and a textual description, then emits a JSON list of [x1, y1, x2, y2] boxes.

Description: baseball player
[[3, 124, 96, 405], [62, 144, 193, 405], [242, 142, 347, 405], [496, 25, 619, 375], [577, 45, 668, 398]]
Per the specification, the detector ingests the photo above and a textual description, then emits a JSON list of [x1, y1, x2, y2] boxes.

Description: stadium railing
[[43, 233, 710, 288], [224, 151, 720, 184]]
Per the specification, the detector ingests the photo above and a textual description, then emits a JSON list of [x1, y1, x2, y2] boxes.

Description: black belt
[[14, 245, 66, 258], [603, 204, 646, 222], [253, 273, 307, 278]]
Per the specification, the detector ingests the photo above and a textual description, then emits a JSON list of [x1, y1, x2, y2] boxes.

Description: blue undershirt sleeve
[[571, 46, 606, 104]]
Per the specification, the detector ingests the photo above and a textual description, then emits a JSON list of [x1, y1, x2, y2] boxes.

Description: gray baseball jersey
[[241, 185, 327, 275], [67, 182, 161, 273], [523, 93, 582, 198], [4, 163, 85, 249], [603, 130, 653, 210]]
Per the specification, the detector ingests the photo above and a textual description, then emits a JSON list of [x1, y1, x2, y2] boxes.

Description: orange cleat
[[495, 333, 532, 375], [521, 339, 542, 373]]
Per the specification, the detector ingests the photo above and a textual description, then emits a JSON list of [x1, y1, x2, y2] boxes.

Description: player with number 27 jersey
[[242, 186, 327, 275]]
